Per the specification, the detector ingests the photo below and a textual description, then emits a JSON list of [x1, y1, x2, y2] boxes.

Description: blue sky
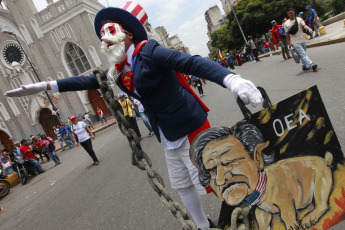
[[32, 0, 223, 57]]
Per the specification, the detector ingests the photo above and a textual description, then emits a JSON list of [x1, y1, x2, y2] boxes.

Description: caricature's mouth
[[221, 181, 248, 196]]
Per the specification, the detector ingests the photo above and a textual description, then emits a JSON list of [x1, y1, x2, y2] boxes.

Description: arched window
[[0, 103, 10, 121], [65, 43, 91, 75]]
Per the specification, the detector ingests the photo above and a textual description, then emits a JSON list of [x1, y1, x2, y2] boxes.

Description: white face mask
[[100, 22, 127, 67]]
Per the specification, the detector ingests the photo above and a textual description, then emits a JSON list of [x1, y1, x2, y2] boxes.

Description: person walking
[[306, 5, 322, 37], [248, 36, 260, 62], [53, 125, 65, 151], [69, 115, 99, 165], [97, 107, 107, 125], [133, 98, 154, 137], [226, 53, 235, 70], [271, 20, 292, 60], [20, 139, 45, 173], [118, 92, 142, 140], [192, 76, 205, 97], [60, 123, 74, 149], [82, 114, 93, 130], [40, 133, 61, 166], [284, 7, 318, 71]]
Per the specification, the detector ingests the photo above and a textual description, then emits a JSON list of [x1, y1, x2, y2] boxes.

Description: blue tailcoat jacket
[[57, 40, 232, 142]]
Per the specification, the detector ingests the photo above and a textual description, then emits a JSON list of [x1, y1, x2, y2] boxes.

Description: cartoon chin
[[223, 183, 248, 206]]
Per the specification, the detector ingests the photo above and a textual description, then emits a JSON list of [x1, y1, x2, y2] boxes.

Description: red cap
[[69, 115, 77, 121]]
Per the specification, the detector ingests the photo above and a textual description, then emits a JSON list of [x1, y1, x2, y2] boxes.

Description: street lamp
[[3, 30, 62, 123], [228, 0, 247, 44]]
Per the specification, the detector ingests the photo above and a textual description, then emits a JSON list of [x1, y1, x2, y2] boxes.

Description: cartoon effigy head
[[190, 122, 269, 206]]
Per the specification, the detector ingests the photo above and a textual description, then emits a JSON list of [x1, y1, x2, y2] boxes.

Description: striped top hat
[[94, 1, 148, 42]]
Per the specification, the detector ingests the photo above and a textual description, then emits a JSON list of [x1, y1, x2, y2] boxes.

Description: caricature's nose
[[215, 164, 231, 186]]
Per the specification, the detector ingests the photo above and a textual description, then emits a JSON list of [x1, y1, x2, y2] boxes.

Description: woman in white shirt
[[69, 115, 99, 166]]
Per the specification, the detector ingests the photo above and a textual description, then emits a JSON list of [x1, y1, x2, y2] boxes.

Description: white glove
[[223, 74, 262, 107], [4, 82, 47, 97]]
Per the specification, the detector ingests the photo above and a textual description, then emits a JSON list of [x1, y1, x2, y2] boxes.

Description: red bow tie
[[115, 55, 130, 71]]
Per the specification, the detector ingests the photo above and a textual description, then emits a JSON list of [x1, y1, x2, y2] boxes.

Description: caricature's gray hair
[[190, 122, 264, 187]]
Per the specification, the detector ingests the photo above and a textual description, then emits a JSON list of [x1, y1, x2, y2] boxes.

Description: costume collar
[[123, 44, 135, 73], [244, 171, 267, 207]]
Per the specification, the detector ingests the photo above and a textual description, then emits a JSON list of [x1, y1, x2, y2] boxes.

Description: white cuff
[[222, 74, 236, 88], [49, 81, 59, 93]]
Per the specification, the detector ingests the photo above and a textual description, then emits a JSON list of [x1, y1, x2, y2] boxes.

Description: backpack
[[279, 27, 286, 38]]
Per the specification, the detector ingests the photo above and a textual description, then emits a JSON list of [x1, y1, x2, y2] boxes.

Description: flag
[[217, 50, 224, 60]]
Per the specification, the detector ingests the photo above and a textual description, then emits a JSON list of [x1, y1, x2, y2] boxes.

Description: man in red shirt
[[97, 108, 107, 125], [20, 139, 45, 174], [271, 20, 292, 60]]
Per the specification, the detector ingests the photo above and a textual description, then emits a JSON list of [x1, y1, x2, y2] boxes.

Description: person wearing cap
[[60, 123, 74, 149], [298, 12, 313, 38], [118, 92, 142, 139], [5, 3, 263, 229], [20, 139, 45, 174], [306, 5, 322, 37], [69, 115, 99, 166], [271, 19, 292, 60], [284, 7, 318, 71], [82, 114, 94, 130], [226, 53, 235, 70]]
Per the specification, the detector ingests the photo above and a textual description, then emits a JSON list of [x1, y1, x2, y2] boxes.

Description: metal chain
[[94, 67, 200, 230]]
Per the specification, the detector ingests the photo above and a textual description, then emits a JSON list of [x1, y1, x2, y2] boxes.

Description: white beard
[[100, 32, 126, 67], [100, 32, 127, 84]]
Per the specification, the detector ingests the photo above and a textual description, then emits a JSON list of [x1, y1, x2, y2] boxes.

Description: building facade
[[205, 5, 227, 38], [0, 0, 115, 149], [0, 0, 191, 150], [220, 0, 239, 14]]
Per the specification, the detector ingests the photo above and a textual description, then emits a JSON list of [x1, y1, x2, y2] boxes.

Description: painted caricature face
[[202, 135, 259, 206]]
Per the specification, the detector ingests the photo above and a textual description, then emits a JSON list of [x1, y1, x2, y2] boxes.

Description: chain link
[[94, 67, 201, 230]]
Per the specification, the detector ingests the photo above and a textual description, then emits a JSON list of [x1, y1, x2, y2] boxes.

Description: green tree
[[330, 0, 345, 15]]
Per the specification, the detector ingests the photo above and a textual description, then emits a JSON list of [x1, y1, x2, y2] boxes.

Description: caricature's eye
[[209, 167, 217, 174]]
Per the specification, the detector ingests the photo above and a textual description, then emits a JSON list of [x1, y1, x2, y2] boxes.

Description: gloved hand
[[4, 82, 47, 97], [223, 74, 262, 107]]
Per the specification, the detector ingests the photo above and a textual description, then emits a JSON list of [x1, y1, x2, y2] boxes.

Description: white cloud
[[32, 0, 221, 56]]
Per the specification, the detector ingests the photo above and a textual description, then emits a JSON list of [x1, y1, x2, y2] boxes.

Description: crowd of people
[[212, 5, 320, 72], [0, 113, 101, 178]]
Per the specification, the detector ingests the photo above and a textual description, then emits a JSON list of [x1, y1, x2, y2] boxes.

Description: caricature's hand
[[224, 74, 262, 107], [5, 82, 47, 97]]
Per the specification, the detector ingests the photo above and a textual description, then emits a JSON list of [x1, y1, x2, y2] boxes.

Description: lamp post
[[3, 31, 62, 123], [228, 0, 247, 44]]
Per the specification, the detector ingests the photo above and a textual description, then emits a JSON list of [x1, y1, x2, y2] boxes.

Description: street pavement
[[1, 42, 345, 230]]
